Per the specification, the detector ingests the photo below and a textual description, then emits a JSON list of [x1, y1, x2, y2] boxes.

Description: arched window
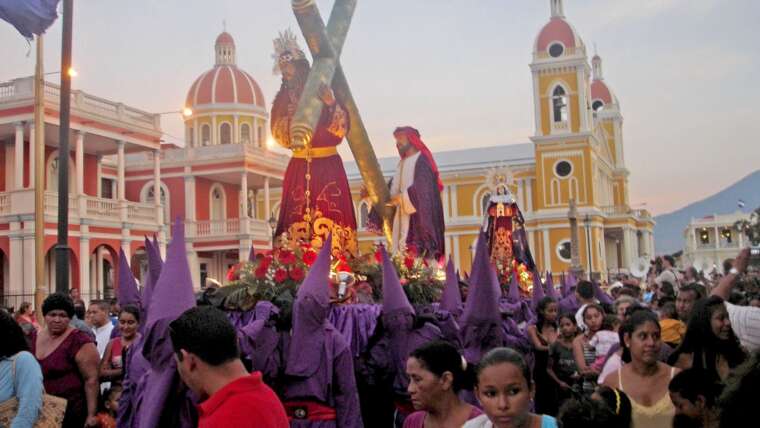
[[550, 178, 561, 205], [241, 123, 251, 144], [210, 184, 226, 220], [201, 124, 211, 146], [220, 123, 232, 145], [552, 86, 568, 123], [142, 181, 170, 223]]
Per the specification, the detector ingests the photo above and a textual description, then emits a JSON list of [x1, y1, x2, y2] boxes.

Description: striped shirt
[[725, 302, 760, 353]]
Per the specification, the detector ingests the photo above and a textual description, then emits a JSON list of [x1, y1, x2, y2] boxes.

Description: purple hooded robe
[[282, 236, 362, 427], [131, 219, 197, 428]]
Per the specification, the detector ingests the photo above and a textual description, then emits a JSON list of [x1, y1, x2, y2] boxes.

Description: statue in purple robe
[[281, 235, 362, 427], [367, 127, 445, 260]]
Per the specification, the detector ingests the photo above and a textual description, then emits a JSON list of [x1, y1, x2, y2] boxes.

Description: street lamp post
[[584, 214, 593, 280], [268, 212, 278, 249]]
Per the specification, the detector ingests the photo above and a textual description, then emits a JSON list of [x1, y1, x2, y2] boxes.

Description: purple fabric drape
[[405, 155, 446, 260]]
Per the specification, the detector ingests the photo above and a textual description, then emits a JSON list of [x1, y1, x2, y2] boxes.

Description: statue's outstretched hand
[[319, 83, 336, 106]]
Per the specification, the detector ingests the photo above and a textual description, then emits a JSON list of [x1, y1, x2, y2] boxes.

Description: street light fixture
[[156, 108, 193, 117], [44, 67, 77, 77], [268, 212, 278, 248], [584, 214, 593, 280]]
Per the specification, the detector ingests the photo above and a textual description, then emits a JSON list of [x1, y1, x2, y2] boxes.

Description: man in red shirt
[[169, 306, 289, 428]]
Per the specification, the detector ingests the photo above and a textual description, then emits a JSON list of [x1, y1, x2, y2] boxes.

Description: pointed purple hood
[[286, 235, 332, 377], [531, 268, 546, 310], [545, 271, 559, 299], [439, 258, 462, 314], [563, 271, 577, 298], [137, 219, 197, 428], [381, 246, 414, 316], [461, 231, 500, 325], [144, 219, 195, 328], [248, 244, 257, 263], [117, 249, 141, 308], [146, 235, 163, 286]]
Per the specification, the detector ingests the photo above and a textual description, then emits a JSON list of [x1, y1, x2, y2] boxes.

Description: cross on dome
[[551, 0, 565, 18]]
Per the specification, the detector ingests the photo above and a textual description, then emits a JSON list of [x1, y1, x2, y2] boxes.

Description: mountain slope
[[654, 170, 760, 254]]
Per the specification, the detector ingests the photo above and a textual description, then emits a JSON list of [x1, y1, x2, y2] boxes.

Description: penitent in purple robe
[[460, 231, 510, 365], [131, 219, 197, 428], [282, 235, 362, 427], [366, 247, 442, 409], [238, 301, 283, 386]]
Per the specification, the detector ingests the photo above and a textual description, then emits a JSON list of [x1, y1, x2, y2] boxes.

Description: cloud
[[581, 0, 719, 28]]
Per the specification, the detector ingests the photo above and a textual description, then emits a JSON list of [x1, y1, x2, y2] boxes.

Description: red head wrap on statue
[[393, 126, 444, 192]]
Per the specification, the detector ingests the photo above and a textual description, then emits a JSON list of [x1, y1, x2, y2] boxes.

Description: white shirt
[[575, 303, 589, 332], [93, 323, 114, 358], [725, 302, 760, 353], [390, 151, 420, 255]]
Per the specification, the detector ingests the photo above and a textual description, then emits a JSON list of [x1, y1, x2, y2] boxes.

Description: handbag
[[0, 354, 68, 428]]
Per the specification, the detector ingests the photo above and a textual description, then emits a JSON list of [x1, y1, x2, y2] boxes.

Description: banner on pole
[[0, 0, 60, 39]]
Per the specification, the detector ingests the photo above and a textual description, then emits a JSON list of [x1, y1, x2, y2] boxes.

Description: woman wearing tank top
[[602, 309, 680, 428]]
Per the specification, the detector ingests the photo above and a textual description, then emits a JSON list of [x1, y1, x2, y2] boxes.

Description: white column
[[233, 114, 239, 144], [542, 228, 552, 272], [577, 68, 588, 132], [121, 237, 131, 261], [253, 118, 260, 147], [240, 172, 249, 219], [14, 122, 24, 190], [714, 226, 720, 250], [79, 232, 90, 298], [264, 177, 271, 219], [117, 141, 125, 200], [5, 142, 14, 190], [153, 150, 162, 224], [28, 126, 35, 189], [8, 222, 24, 296], [525, 179, 533, 212], [211, 115, 217, 146], [22, 230, 35, 296], [184, 175, 196, 221], [450, 184, 458, 218], [96, 249, 104, 298], [75, 132, 85, 195], [187, 243, 200, 290], [532, 73, 542, 135], [441, 185, 450, 220], [193, 118, 199, 148]]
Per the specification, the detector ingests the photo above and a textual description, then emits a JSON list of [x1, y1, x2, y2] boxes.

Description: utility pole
[[55, 0, 73, 293]]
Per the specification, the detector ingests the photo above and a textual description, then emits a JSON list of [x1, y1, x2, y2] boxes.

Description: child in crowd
[[589, 315, 620, 372], [464, 347, 558, 428], [548, 314, 581, 400], [659, 302, 686, 347], [96, 386, 121, 428]]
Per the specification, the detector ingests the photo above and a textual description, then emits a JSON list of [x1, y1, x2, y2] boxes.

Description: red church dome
[[185, 32, 265, 110]]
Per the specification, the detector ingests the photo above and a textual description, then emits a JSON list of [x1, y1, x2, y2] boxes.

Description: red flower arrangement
[[404, 257, 415, 269], [278, 250, 297, 265], [289, 267, 305, 282], [274, 268, 289, 283], [302, 250, 317, 267]]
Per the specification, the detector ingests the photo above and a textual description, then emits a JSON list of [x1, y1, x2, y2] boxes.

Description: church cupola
[[215, 31, 236, 66], [592, 54, 604, 81], [550, 0, 565, 18]]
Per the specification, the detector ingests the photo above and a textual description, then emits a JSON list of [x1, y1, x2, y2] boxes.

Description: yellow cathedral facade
[[348, 0, 655, 277]]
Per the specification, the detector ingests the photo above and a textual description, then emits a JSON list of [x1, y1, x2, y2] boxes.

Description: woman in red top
[[99, 305, 141, 385], [33, 293, 101, 428]]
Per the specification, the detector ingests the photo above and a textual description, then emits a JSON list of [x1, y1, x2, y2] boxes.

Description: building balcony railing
[[0, 77, 160, 132], [125, 143, 289, 170], [0, 189, 162, 229], [181, 218, 272, 242], [600, 205, 652, 220]]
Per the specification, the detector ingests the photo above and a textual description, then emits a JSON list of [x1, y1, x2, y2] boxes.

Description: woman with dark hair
[[602, 309, 679, 428], [464, 347, 558, 428], [99, 305, 141, 385], [668, 296, 746, 381], [403, 341, 482, 428], [592, 385, 633, 428], [0, 310, 44, 427], [32, 293, 100, 428], [527, 297, 559, 414]]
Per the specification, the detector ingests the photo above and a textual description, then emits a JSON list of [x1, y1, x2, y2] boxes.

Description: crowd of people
[[1, 233, 759, 428]]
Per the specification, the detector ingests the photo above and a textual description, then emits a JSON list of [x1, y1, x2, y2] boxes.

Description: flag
[[738, 199, 746, 209], [0, 0, 60, 40]]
